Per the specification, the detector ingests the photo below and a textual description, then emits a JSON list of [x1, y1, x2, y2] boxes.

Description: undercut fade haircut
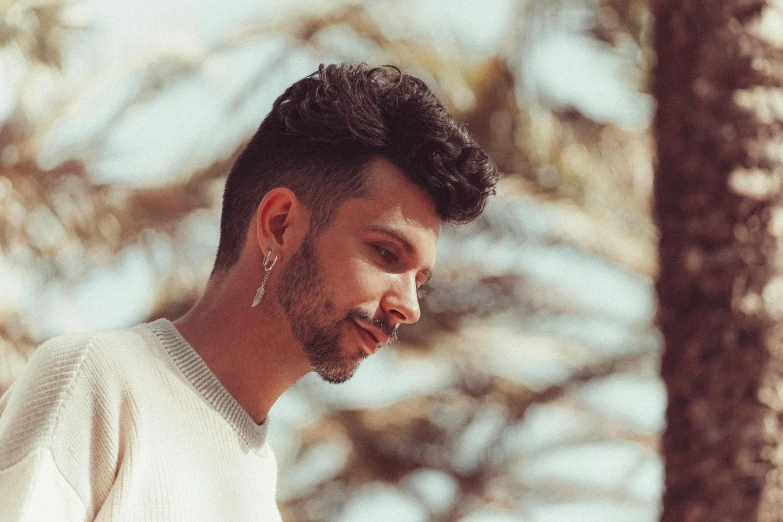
[[213, 63, 499, 274]]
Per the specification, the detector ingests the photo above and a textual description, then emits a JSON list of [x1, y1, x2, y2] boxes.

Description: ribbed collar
[[144, 318, 269, 452]]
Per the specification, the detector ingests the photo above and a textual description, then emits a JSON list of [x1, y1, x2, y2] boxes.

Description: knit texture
[[0, 319, 281, 521]]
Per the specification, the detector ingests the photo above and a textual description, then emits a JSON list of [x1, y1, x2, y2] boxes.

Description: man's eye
[[374, 246, 399, 264]]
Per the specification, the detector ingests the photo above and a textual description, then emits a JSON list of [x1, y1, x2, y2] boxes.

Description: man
[[0, 63, 498, 520]]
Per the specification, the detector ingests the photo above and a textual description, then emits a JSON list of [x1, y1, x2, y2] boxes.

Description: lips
[[353, 320, 389, 355]]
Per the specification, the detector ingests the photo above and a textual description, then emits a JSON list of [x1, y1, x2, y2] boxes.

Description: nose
[[382, 274, 421, 325]]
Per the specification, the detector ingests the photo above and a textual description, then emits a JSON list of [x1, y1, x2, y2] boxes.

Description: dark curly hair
[[213, 63, 499, 273]]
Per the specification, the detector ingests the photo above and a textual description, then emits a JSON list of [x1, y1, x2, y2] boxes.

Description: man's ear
[[255, 188, 308, 255]]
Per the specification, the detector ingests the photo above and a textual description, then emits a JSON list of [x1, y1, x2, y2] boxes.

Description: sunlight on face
[[277, 157, 440, 383]]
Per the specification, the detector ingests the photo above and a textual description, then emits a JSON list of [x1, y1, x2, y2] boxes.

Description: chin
[[313, 348, 365, 384], [316, 365, 357, 384]]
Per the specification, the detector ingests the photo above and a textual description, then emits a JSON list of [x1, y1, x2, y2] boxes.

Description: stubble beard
[[276, 232, 367, 384]]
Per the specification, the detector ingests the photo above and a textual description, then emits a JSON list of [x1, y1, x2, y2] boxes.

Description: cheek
[[329, 257, 386, 304]]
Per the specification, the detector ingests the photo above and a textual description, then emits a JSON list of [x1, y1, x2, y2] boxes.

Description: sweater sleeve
[[0, 333, 132, 521], [0, 448, 88, 521]]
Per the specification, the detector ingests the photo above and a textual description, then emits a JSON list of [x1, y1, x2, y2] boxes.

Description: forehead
[[333, 157, 441, 254]]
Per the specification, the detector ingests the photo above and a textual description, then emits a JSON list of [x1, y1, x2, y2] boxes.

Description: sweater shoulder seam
[[49, 338, 96, 445]]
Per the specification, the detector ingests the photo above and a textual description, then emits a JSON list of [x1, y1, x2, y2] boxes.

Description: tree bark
[[654, 0, 783, 520]]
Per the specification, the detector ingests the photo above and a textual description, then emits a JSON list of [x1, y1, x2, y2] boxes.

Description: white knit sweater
[[0, 319, 281, 521]]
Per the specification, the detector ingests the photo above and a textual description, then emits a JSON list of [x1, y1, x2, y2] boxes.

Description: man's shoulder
[[2, 323, 160, 419], [0, 324, 157, 470], [32, 323, 157, 372], [38, 322, 152, 350], [0, 324, 167, 515]]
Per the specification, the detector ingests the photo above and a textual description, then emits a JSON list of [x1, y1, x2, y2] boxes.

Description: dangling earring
[[251, 248, 278, 307]]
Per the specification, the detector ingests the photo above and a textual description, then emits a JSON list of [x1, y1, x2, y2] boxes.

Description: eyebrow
[[368, 224, 433, 284]]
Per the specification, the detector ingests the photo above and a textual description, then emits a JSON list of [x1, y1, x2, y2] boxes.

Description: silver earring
[[251, 248, 278, 307]]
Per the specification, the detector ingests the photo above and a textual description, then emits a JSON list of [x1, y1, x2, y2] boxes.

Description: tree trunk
[[654, 1, 783, 520]]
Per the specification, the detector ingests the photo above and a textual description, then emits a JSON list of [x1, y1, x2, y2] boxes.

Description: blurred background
[[0, 0, 660, 520]]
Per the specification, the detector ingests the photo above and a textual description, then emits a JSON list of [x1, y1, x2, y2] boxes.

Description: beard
[[276, 231, 367, 384]]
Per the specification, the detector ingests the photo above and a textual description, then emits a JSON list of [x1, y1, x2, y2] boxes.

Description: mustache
[[347, 308, 398, 344]]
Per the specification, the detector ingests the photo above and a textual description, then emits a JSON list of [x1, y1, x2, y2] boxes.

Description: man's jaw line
[[302, 310, 399, 384]]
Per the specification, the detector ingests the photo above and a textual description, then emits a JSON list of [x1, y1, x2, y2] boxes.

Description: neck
[[173, 264, 310, 424]]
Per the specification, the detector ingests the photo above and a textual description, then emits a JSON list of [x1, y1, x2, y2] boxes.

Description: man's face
[[276, 157, 440, 383]]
